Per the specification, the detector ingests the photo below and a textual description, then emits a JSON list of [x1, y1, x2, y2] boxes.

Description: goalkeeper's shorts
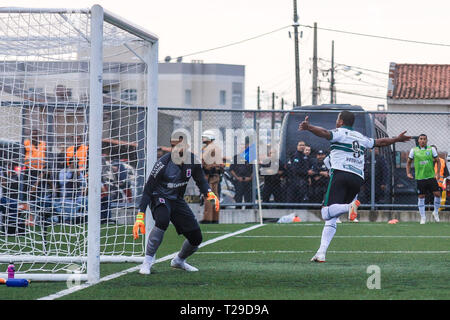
[[323, 170, 364, 207], [150, 196, 200, 235]]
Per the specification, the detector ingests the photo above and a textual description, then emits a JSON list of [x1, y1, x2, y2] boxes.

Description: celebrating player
[[406, 134, 441, 224], [299, 111, 411, 262], [134, 136, 219, 274]]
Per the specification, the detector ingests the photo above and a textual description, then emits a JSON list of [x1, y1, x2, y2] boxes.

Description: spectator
[[0, 163, 21, 234], [230, 144, 253, 209], [29, 166, 56, 224], [303, 145, 315, 202], [109, 160, 131, 203], [200, 130, 224, 224], [66, 135, 88, 172], [57, 158, 87, 223], [432, 145, 449, 191], [285, 141, 310, 203], [432, 145, 449, 211], [309, 150, 330, 203], [24, 130, 46, 171], [23, 130, 46, 203], [260, 149, 284, 206]]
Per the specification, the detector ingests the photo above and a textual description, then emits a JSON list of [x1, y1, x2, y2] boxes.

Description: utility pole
[[271, 92, 275, 129], [281, 98, 285, 110], [293, 0, 301, 107], [312, 22, 318, 105], [330, 40, 335, 104], [257, 86, 261, 110]]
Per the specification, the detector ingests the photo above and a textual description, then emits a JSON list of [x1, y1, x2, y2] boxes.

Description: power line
[[321, 87, 386, 100], [300, 24, 450, 48], [319, 58, 388, 75], [171, 25, 292, 61]]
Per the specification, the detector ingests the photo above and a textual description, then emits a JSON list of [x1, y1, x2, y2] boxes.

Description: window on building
[[185, 89, 192, 105], [121, 89, 137, 101], [219, 90, 226, 106]]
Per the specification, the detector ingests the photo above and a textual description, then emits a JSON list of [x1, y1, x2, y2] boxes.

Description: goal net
[[0, 5, 158, 282]]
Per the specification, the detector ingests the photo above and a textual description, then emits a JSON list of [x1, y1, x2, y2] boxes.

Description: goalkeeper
[[134, 136, 219, 274]]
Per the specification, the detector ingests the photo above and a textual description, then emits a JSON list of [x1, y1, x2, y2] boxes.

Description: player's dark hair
[[419, 134, 427, 139], [339, 111, 355, 126]]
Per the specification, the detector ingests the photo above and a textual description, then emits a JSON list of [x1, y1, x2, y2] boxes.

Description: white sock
[[418, 198, 425, 218], [321, 204, 349, 220], [144, 255, 154, 264], [434, 196, 441, 212], [174, 254, 184, 263], [328, 204, 349, 218], [317, 217, 338, 255]]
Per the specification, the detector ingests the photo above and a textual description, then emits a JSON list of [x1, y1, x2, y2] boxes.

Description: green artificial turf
[[1, 222, 449, 300]]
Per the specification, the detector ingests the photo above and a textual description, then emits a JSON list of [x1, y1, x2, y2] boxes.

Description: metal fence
[[158, 107, 450, 210]]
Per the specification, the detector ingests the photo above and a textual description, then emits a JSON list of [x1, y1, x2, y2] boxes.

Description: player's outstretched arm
[[374, 131, 411, 147], [298, 116, 332, 140]]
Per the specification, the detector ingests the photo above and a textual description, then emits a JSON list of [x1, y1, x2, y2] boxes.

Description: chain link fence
[[158, 107, 450, 211]]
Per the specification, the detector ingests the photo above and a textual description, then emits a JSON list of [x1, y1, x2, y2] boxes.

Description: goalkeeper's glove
[[133, 211, 145, 240], [206, 191, 220, 212]]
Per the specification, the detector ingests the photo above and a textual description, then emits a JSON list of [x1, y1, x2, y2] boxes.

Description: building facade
[[386, 63, 450, 154]]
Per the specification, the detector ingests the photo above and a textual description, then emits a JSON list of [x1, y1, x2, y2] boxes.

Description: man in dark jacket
[[285, 141, 311, 203], [133, 136, 219, 275], [230, 144, 254, 209], [309, 150, 330, 203]]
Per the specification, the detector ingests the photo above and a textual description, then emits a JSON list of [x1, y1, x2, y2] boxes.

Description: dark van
[[278, 104, 415, 207]]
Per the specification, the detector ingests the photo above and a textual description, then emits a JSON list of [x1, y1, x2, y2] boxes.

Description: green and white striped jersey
[[328, 126, 375, 179]]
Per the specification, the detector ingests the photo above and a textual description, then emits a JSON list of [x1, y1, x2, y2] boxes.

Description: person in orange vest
[[66, 135, 89, 172], [23, 130, 47, 204], [24, 130, 46, 171], [432, 145, 449, 212]]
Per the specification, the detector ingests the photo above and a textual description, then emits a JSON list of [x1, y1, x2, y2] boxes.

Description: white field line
[[38, 223, 265, 300], [277, 223, 413, 227], [202, 231, 231, 234], [196, 250, 450, 254], [236, 235, 450, 238]]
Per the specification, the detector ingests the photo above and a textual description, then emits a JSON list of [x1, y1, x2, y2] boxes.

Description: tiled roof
[[387, 63, 450, 100]]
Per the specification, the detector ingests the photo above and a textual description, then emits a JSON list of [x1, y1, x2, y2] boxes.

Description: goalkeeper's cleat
[[348, 199, 360, 222], [420, 217, 426, 224], [432, 210, 440, 222], [310, 253, 326, 263], [139, 261, 153, 275], [170, 257, 199, 272]]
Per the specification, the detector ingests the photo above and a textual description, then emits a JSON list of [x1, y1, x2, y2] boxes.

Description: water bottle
[[7, 262, 15, 279]]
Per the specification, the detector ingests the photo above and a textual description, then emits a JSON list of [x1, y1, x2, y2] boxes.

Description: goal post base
[[0, 273, 88, 282]]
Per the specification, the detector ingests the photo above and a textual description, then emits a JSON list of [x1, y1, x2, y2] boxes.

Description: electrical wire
[[171, 25, 292, 61], [299, 24, 450, 48]]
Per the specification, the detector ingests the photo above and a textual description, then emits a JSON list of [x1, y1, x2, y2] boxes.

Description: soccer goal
[[0, 5, 158, 283]]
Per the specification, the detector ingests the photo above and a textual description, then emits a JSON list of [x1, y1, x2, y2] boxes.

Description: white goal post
[[0, 5, 158, 283]]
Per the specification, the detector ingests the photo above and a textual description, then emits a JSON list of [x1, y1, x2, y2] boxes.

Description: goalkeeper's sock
[[433, 196, 441, 212], [146, 226, 165, 257], [177, 240, 199, 260], [418, 197, 426, 219], [317, 217, 338, 255], [322, 204, 349, 220], [144, 255, 154, 265]]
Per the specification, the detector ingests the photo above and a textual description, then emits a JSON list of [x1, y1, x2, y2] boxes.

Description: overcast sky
[[3, 0, 450, 110]]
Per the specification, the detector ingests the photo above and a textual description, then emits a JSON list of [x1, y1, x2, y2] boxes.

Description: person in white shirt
[[299, 110, 410, 262]]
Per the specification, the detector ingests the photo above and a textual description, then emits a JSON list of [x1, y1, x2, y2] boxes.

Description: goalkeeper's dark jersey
[[139, 152, 211, 212]]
